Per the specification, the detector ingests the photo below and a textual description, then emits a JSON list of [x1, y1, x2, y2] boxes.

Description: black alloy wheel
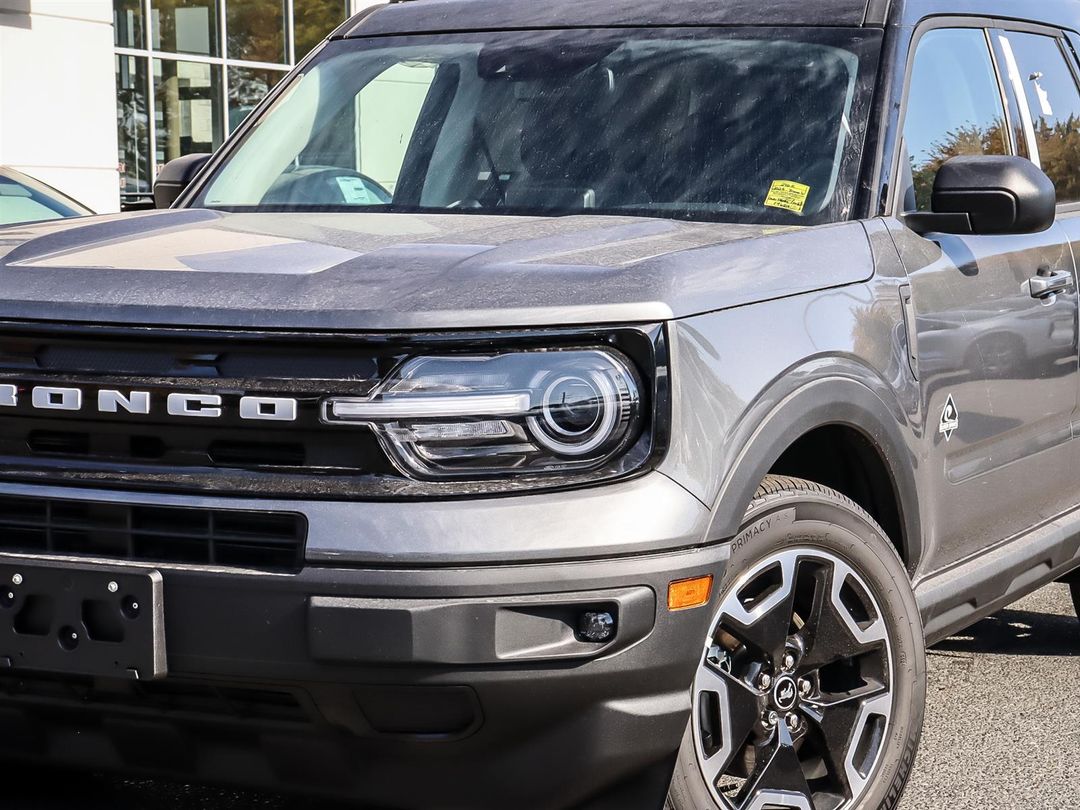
[[667, 477, 925, 810]]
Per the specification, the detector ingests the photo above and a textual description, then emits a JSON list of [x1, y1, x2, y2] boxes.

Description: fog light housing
[[577, 611, 616, 643]]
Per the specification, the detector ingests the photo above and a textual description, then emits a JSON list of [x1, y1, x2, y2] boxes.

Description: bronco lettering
[[0, 384, 298, 421]]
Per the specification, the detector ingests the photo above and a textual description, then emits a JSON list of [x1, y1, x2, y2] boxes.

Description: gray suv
[[1, 0, 1079, 808]]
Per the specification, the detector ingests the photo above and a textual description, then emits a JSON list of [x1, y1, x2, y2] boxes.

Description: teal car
[[0, 167, 92, 227]]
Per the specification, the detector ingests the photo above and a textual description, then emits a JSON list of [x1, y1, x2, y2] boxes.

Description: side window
[[998, 31, 1080, 204], [904, 29, 1010, 211]]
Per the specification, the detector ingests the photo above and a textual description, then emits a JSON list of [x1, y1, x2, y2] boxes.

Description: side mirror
[[153, 153, 212, 209], [905, 155, 1056, 236]]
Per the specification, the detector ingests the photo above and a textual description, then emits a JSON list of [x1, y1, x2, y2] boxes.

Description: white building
[[0, 0, 378, 214]]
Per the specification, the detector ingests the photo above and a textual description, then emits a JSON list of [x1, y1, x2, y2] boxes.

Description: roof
[[340, 0, 886, 38]]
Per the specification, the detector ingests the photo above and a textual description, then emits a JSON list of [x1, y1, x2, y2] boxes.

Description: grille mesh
[[0, 495, 305, 571]]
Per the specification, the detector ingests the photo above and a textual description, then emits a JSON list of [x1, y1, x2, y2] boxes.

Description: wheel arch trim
[[705, 375, 922, 572]]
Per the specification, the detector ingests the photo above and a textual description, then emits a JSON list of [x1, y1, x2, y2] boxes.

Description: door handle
[[1029, 269, 1072, 299]]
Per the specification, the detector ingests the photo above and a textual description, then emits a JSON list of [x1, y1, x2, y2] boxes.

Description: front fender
[[658, 285, 923, 571]]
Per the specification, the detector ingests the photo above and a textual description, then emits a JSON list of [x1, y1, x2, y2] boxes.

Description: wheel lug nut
[[786, 713, 800, 731], [766, 711, 779, 727], [782, 653, 796, 671], [799, 679, 812, 697], [758, 673, 772, 690]]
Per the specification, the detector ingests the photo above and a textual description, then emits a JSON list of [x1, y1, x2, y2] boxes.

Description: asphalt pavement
[[1, 584, 1077, 809], [900, 582, 1080, 810]]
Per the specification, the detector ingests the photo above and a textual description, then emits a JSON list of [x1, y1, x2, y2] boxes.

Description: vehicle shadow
[[934, 607, 1080, 657], [0, 765, 368, 809]]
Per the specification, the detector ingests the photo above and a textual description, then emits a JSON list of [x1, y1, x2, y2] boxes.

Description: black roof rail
[[864, 0, 893, 25]]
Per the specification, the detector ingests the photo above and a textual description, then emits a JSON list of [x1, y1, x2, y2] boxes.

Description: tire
[[1070, 580, 1080, 620], [667, 476, 925, 810]]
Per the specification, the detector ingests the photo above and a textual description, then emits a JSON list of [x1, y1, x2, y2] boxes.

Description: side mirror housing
[[153, 153, 212, 209], [905, 155, 1056, 236]]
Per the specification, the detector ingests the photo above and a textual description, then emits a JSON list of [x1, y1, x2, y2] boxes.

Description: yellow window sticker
[[764, 180, 811, 214]]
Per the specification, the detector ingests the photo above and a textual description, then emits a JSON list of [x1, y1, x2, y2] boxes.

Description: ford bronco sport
[[1, 0, 1080, 808]]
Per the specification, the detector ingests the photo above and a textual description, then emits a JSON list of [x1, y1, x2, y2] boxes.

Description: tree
[[911, 120, 1008, 210]]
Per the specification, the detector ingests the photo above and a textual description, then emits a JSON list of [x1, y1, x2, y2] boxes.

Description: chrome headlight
[[322, 348, 644, 478]]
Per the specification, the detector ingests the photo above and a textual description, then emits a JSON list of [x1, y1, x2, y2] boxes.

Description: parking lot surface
[[1, 584, 1076, 809], [900, 582, 1080, 809]]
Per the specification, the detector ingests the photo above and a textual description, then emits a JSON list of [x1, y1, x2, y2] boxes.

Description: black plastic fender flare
[[704, 373, 922, 572]]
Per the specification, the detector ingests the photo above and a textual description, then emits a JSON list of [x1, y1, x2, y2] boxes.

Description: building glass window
[[114, 0, 144, 49], [116, 55, 152, 194], [294, 0, 352, 60], [154, 59, 224, 169], [114, 0, 357, 207], [228, 66, 287, 131], [151, 0, 220, 57], [227, 0, 288, 64]]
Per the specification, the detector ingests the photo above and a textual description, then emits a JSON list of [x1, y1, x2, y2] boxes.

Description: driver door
[[894, 25, 1080, 573]]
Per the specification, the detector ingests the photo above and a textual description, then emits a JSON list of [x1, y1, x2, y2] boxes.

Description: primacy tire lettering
[[731, 508, 797, 554], [0, 384, 298, 421]]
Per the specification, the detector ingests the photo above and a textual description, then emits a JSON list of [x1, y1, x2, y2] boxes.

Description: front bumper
[[0, 477, 725, 810]]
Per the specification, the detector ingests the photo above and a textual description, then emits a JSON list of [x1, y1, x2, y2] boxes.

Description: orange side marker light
[[667, 575, 714, 611]]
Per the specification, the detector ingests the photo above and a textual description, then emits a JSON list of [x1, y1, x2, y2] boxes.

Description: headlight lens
[[323, 348, 643, 478]]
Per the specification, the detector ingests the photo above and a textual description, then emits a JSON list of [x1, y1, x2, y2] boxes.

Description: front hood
[[0, 209, 872, 330]]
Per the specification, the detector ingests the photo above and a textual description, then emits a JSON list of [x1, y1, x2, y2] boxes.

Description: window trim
[[986, 29, 1030, 160], [1062, 30, 1080, 215]]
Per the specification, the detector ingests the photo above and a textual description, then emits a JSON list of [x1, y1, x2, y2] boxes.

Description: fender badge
[[939, 394, 959, 442]]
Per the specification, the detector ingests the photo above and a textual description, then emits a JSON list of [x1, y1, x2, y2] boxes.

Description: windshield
[[194, 27, 881, 225]]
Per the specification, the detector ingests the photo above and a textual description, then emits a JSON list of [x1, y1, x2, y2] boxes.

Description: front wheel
[[667, 476, 925, 810]]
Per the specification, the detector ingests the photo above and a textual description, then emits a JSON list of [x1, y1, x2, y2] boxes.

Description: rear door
[[1005, 27, 1080, 427], [894, 24, 1079, 572]]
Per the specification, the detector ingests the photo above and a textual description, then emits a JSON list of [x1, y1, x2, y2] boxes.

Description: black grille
[[0, 324, 403, 497], [0, 330, 385, 382], [0, 495, 306, 572]]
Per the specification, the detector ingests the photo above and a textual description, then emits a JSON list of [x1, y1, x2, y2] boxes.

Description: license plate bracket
[[0, 559, 166, 680]]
